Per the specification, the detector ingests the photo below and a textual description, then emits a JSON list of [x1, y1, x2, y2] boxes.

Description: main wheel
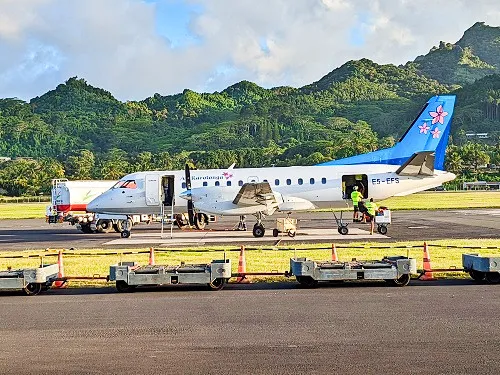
[[80, 223, 93, 234], [253, 224, 265, 238], [469, 270, 485, 281], [389, 274, 411, 287], [24, 283, 43, 296], [194, 213, 207, 230], [116, 280, 135, 293], [121, 230, 131, 238], [96, 219, 113, 233], [377, 225, 388, 235], [208, 278, 226, 290], [485, 272, 500, 284], [339, 226, 348, 235], [296, 276, 318, 288]]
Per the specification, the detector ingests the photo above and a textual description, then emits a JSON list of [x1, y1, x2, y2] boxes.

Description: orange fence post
[[236, 245, 250, 283], [53, 250, 66, 288], [331, 244, 338, 262], [148, 247, 155, 266]]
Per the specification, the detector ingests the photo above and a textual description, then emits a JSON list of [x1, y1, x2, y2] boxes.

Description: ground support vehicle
[[289, 256, 416, 287], [109, 259, 232, 292], [333, 208, 391, 235], [0, 264, 58, 295], [463, 253, 500, 283], [272, 217, 297, 237]]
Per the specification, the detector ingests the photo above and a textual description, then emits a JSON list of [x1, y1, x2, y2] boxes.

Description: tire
[[121, 230, 131, 238], [377, 225, 388, 235], [288, 230, 296, 238], [339, 226, 348, 235], [113, 223, 120, 233], [273, 228, 279, 237], [469, 270, 485, 281], [485, 272, 500, 284], [296, 276, 318, 288], [80, 223, 93, 234], [194, 213, 207, 230], [253, 224, 265, 238], [208, 278, 226, 290], [96, 219, 112, 233], [389, 274, 411, 287], [116, 280, 135, 293], [24, 283, 43, 296]]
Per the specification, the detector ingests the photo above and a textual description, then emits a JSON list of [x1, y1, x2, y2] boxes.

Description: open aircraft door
[[145, 174, 161, 206]]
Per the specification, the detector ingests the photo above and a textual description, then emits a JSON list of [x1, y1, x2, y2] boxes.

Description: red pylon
[[331, 243, 338, 262], [148, 247, 155, 266], [53, 250, 66, 288], [236, 245, 250, 283], [421, 242, 436, 281]]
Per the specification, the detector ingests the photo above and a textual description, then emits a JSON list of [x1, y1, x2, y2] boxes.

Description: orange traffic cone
[[331, 243, 338, 262], [421, 242, 436, 281], [148, 247, 155, 266], [236, 245, 250, 283], [53, 250, 66, 288]]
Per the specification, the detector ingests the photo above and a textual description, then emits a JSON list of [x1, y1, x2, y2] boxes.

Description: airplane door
[[145, 174, 161, 206]]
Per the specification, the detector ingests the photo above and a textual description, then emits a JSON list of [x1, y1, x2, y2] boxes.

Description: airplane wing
[[396, 151, 435, 176], [232, 182, 278, 208]]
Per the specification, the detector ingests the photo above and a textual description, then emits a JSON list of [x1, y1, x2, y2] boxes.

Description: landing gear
[[236, 215, 247, 231], [252, 213, 265, 238], [96, 219, 113, 233], [194, 213, 208, 230], [118, 217, 133, 238]]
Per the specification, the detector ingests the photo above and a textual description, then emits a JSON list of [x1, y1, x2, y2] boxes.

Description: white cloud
[[0, 0, 499, 101]]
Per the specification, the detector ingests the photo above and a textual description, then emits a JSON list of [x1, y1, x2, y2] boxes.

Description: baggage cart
[[289, 256, 416, 287], [0, 264, 59, 295], [109, 259, 232, 292], [273, 217, 297, 237], [462, 253, 500, 284]]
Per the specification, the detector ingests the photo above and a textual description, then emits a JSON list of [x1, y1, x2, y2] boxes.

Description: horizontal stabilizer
[[396, 152, 435, 176]]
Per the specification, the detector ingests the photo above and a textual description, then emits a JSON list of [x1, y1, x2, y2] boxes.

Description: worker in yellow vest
[[365, 198, 378, 235], [350, 186, 363, 222]]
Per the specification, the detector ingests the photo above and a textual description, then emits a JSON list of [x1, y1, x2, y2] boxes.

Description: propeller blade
[[185, 164, 192, 191], [187, 200, 195, 226]]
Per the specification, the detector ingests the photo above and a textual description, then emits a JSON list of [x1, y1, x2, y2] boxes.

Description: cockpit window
[[112, 180, 137, 189]]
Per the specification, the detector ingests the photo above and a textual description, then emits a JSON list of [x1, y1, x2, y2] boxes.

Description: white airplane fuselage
[[87, 164, 455, 216]]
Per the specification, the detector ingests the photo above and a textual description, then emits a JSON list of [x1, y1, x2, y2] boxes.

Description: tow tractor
[[289, 256, 416, 287], [109, 259, 232, 292]]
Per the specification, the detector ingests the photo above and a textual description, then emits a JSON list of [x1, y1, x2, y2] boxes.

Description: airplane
[[87, 95, 456, 238]]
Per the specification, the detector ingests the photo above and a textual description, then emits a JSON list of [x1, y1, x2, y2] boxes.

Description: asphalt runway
[[0, 280, 499, 374], [1, 209, 500, 251]]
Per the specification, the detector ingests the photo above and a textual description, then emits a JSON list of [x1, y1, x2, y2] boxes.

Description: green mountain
[[411, 22, 500, 85], [0, 23, 499, 190]]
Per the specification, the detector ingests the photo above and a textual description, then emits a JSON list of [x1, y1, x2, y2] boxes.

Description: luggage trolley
[[333, 208, 391, 236]]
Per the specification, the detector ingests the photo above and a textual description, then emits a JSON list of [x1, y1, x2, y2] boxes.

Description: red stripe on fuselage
[[56, 204, 87, 212]]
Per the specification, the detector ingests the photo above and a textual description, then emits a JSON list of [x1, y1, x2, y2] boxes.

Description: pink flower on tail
[[430, 127, 441, 139], [419, 122, 430, 134], [429, 105, 448, 125]]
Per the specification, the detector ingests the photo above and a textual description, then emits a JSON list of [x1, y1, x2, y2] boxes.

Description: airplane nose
[[86, 196, 100, 212], [179, 189, 192, 200]]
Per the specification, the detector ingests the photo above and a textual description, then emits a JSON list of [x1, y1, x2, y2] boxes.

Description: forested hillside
[[1, 22, 500, 195]]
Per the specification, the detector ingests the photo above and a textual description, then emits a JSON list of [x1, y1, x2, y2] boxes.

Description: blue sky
[[0, 0, 498, 101]]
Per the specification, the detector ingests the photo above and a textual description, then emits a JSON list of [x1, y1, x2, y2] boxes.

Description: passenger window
[[215, 181, 220, 186], [203, 181, 207, 187], [238, 180, 243, 186], [263, 179, 268, 182], [275, 179, 280, 186], [227, 181, 232, 186], [286, 179, 291, 185], [298, 178, 303, 185], [322, 178, 326, 184], [310, 178, 315, 185], [182, 182, 186, 189]]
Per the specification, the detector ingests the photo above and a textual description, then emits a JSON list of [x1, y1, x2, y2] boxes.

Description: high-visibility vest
[[351, 191, 362, 205], [366, 201, 377, 216]]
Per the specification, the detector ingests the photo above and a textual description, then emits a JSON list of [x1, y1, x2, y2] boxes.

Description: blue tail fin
[[318, 95, 456, 170]]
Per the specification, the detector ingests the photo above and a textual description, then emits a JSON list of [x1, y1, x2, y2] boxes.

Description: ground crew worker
[[365, 198, 378, 235], [350, 186, 363, 222]]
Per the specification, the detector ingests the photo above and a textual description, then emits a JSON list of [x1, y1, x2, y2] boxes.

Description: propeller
[[184, 164, 195, 227]]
